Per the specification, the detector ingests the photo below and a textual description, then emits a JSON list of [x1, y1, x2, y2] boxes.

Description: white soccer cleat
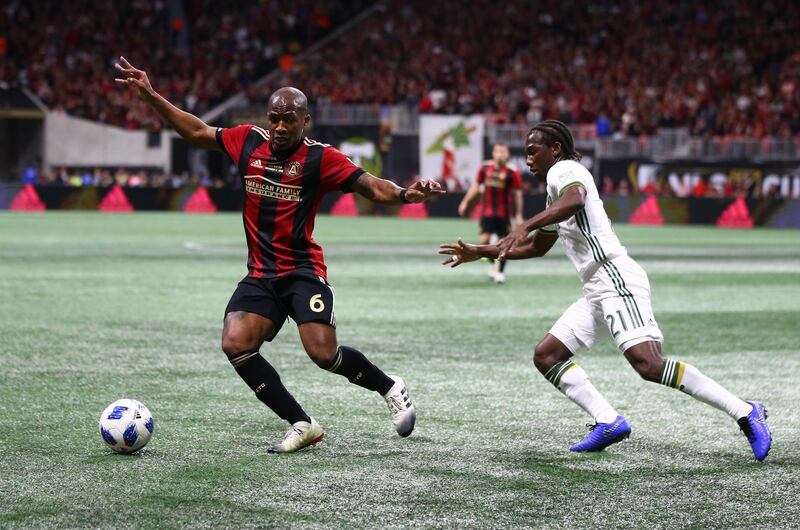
[[494, 272, 506, 284], [383, 375, 416, 437], [267, 417, 324, 453]]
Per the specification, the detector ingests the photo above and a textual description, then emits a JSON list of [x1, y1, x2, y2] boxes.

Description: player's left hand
[[405, 179, 446, 203], [497, 226, 528, 261], [114, 56, 155, 100], [438, 238, 480, 267]]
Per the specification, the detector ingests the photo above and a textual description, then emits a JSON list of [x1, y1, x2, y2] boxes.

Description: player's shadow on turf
[[87, 450, 155, 462]]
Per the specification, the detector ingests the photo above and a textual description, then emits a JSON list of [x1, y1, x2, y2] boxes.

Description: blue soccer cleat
[[738, 400, 771, 462], [570, 415, 631, 452]]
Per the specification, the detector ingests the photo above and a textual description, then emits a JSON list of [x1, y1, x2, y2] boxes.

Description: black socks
[[324, 345, 394, 395], [228, 350, 311, 425]]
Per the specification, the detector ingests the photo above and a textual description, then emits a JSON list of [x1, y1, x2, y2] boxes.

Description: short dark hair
[[528, 120, 582, 162]]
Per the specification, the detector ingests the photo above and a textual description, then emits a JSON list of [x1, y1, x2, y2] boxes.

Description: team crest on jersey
[[485, 167, 508, 188], [286, 161, 302, 177]]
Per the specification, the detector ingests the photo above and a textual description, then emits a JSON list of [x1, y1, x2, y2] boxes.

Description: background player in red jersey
[[115, 56, 443, 453], [457, 143, 523, 283]]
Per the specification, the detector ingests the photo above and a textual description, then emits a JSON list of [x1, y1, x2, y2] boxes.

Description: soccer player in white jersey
[[439, 120, 771, 460]]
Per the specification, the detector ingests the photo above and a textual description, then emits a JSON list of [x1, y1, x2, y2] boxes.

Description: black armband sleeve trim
[[341, 168, 365, 194]]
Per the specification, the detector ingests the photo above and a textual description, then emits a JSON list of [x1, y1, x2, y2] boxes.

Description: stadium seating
[[262, 0, 800, 139], [4, 1, 797, 138], [1, 0, 372, 130]]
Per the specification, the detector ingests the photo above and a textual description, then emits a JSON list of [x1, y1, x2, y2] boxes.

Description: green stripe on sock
[[545, 360, 576, 387], [669, 361, 684, 388], [660, 359, 673, 386], [661, 359, 685, 388]]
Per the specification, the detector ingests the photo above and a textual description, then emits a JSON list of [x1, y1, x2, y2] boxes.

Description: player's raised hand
[[405, 179, 446, 203], [438, 238, 481, 268], [114, 56, 155, 100]]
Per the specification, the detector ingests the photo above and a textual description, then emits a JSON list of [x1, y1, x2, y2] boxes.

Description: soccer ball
[[98, 399, 154, 454]]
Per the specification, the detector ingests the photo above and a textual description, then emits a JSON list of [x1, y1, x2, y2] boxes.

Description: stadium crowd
[[3, 1, 798, 139], [21, 164, 230, 189], [266, 0, 800, 139], [1, 0, 371, 130]]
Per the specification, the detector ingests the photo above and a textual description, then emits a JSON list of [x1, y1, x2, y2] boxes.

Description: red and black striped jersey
[[476, 162, 522, 219], [217, 124, 364, 280]]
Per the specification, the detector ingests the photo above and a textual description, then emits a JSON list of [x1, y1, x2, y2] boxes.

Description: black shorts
[[479, 216, 511, 237], [225, 273, 336, 340]]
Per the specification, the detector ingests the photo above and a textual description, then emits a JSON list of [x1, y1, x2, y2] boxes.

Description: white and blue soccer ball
[[98, 399, 154, 454]]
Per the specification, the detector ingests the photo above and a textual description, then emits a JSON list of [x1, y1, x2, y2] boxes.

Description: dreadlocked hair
[[529, 120, 582, 162]]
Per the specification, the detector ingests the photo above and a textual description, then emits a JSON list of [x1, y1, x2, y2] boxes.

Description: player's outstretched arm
[[114, 56, 219, 151], [439, 230, 558, 267], [497, 185, 585, 260], [350, 173, 445, 205]]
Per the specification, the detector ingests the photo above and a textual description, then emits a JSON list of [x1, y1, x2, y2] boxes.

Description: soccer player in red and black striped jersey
[[458, 143, 523, 283], [115, 57, 444, 453]]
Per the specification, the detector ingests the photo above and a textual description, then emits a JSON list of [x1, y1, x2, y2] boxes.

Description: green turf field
[[1, 212, 799, 529]]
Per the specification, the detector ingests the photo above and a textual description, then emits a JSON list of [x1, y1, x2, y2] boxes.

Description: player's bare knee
[[630, 356, 661, 382], [533, 342, 556, 373], [221, 333, 259, 358], [306, 344, 337, 368], [625, 343, 664, 382]]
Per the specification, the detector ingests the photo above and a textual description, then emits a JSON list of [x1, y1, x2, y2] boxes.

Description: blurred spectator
[[596, 114, 611, 138], [263, 0, 800, 139], [3, 1, 798, 139], [1, 0, 372, 130], [602, 175, 615, 195], [22, 164, 37, 184]]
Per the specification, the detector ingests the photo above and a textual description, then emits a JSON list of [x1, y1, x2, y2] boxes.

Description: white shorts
[[549, 255, 663, 354]]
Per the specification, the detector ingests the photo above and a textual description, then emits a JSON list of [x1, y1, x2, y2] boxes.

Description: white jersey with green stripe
[[544, 160, 627, 282]]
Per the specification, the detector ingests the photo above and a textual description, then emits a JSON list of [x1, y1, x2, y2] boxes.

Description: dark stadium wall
[[3, 183, 800, 228], [597, 158, 800, 199]]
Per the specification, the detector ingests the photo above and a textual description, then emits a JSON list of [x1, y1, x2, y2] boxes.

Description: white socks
[[544, 360, 619, 424], [543, 358, 753, 424], [660, 359, 752, 419]]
